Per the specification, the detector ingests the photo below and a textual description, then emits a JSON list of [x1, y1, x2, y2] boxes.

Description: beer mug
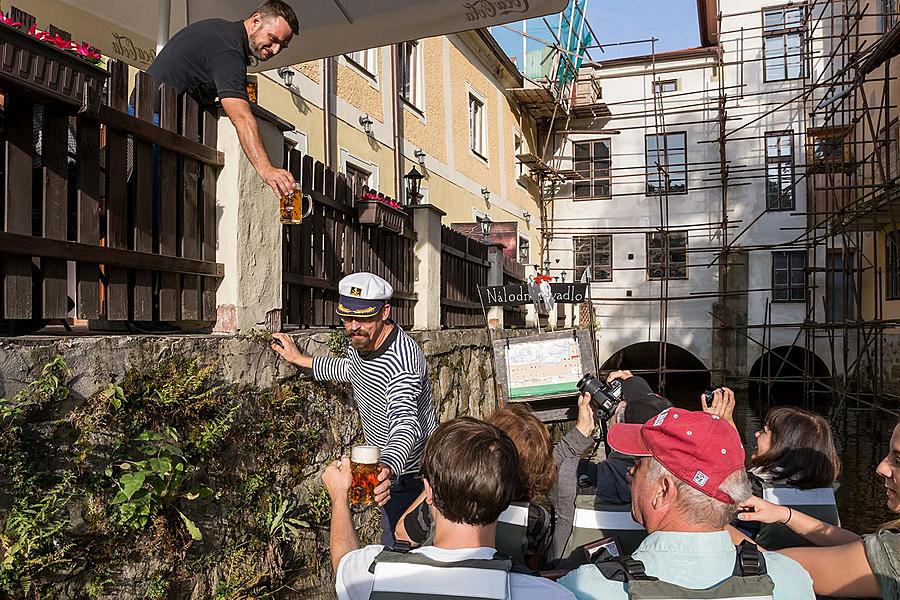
[[280, 184, 313, 225], [349, 445, 381, 506]]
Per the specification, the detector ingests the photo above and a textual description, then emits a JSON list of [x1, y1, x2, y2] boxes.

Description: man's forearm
[[231, 110, 274, 176], [329, 497, 360, 573]]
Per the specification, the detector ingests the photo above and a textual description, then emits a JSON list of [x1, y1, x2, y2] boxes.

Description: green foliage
[[122, 355, 221, 411], [189, 399, 243, 456], [145, 570, 169, 599], [0, 355, 71, 427], [99, 382, 126, 411], [0, 471, 76, 594], [305, 487, 332, 526], [263, 493, 310, 542], [328, 329, 350, 357], [107, 426, 211, 540]]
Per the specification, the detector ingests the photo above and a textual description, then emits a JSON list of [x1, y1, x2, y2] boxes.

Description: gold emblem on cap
[[350, 286, 363, 297]]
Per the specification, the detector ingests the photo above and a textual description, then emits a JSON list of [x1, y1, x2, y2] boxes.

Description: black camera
[[703, 387, 722, 408], [577, 373, 623, 422]]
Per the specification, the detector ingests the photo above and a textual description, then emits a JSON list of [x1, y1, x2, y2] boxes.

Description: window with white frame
[[345, 48, 377, 77], [469, 93, 486, 159], [399, 40, 423, 110], [346, 163, 372, 199], [653, 79, 677, 94], [763, 6, 804, 82], [514, 133, 528, 181]]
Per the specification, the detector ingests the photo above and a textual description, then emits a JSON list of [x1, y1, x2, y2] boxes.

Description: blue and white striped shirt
[[313, 325, 437, 477]]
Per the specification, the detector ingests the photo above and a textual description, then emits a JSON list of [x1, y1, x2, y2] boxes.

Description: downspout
[[156, 0, 171, 54], [324, 57, 336, 169], [392, 44, 404, 200]]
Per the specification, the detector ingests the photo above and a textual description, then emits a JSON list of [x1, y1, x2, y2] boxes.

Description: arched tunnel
[[600, 342, 712, 407]]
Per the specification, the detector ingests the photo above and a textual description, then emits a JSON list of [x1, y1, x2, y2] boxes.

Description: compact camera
[[577, 373, 623, 422], [703, 386, 723, 408]]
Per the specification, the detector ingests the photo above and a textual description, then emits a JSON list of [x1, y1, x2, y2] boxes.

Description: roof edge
[[697, 0, 719, 47]]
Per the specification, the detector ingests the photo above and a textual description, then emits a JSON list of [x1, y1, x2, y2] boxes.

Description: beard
[[349, 331, 371, 350], [249, 33, 270, 61]]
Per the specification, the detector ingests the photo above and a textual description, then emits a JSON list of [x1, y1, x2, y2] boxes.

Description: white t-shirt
[[336, 545, 575, 600]]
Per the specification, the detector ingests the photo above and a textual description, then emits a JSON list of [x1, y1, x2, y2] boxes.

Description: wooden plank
[[40, 107, 68, 318], [286, 148, 302, 324], [201, 108, 218, 320], [75, 114, 101, 318], [3, 95, 33, 319], [105, 121, 129, 320], [131, 71, 154, 320], [299, 155, 314, 326], [0, 232, 224, 275], [157, 83, 179, 321], [312, 163, 325, 325], [97, 105, 224, 167], [180, 95, 200, 320]]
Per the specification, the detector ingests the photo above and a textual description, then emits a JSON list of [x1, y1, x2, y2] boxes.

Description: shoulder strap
[[369, 547, 514, 574], [593, 548, 658, 583], [733, 541, 768, 577]]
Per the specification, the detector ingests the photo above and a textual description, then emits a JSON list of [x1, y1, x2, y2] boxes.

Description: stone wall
[[0, 328, 522, 599]]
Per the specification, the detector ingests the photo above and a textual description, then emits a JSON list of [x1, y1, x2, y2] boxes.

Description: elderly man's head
[[610, 408, 751, 533]]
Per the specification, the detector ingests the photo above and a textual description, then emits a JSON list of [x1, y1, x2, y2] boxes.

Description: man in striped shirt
[[272, 272, 437, 543]]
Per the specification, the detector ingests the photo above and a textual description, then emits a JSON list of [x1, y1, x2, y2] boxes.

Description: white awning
[[12, 0, 566, 71]]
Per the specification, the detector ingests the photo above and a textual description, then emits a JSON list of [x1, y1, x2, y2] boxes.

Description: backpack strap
[[733, 541, 768, 577], [368, 547, 514, 574], [592, 548, 658, 583]]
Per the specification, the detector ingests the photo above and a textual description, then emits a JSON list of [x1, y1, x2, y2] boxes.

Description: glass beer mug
[[349, 445, 381, 506], [280, 184, 313, 225]]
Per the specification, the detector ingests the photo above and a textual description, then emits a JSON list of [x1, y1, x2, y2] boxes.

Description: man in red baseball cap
[[557, 408, 815, 600]]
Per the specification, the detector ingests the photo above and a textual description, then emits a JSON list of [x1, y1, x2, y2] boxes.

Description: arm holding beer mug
[[323, 456, 361, 573]]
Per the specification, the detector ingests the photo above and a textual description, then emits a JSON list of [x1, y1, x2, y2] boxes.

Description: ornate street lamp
[[478, 215, 493, 242], [404, 166, 424, 205]]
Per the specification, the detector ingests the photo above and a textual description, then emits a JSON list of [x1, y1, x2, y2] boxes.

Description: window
[[806, 127, 853, 170], [887, 231, 900, 300], [645, 133, 687, 195], [763, 6, 804, 81], [765, 131, 795, 210], [574, 139, 611, 199], [772, 250, 806, 302], [514, 133, 528, 181], [574, 235, 612, 282], [826, 250, 857, 321], [647, 232, 688, 280], [399, 40, 422, 110], [346, 163, 371, 199], [653, 79, 677, 94], [345, 48, 377, 77], [518, 235, 530, 264], [469, 93, 486, 158]]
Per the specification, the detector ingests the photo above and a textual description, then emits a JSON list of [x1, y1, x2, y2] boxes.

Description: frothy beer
[[350, 445, 381, 506], [280, 184, 312, 225]]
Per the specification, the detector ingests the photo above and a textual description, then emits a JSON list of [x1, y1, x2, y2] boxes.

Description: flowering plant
[[533, 274, 554, 284], [360, 190, 402, 210], [0, 12, 103, 66]]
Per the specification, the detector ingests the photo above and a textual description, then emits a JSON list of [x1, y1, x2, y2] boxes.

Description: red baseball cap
[[607, 408, 745, 504]]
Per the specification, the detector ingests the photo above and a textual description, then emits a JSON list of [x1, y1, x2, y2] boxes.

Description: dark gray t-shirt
[[147, 18, 250, 106]]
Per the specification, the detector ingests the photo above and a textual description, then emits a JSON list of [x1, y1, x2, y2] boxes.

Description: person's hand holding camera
[[606, 370, 633, 383], [700, 386, 737, 430], [575, 392, 596, 437]]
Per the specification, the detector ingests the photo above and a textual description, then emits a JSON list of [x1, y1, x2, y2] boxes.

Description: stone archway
[[600, 341, 712, 406], [748, 346, 831, 406]]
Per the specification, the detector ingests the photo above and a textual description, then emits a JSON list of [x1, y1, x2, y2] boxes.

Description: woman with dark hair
[[734, 420, 900, 599], [746, 407, 842, 550], [394, 403, 554, 568]]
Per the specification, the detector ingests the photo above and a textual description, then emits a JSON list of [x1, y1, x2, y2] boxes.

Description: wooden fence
[[0, 54, 222, 331], [503, 257, 528, 328], [440, 226, 489, 328], [281, 148, 416, 329]]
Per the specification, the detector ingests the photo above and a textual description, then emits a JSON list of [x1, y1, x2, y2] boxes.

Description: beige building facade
[[250, 30, 544, 268]]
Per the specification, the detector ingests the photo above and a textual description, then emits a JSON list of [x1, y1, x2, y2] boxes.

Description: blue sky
[[493, 0, 700, 68]]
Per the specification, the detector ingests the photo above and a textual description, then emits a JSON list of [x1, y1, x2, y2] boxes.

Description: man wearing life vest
[[552, 371, 672, 565], [323, 417, 575, 600], [558, 409, 815, 600]]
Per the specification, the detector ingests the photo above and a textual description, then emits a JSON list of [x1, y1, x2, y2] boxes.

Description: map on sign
[[506, 337, 582, 399]]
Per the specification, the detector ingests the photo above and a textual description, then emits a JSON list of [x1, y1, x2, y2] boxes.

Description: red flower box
[[357, 199, 407, 234]]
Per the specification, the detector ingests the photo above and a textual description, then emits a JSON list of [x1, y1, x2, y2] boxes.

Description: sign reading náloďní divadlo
[[478, 283, 588, 307]]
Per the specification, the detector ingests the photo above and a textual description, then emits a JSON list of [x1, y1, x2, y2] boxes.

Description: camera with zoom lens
[[577, 373, 623, 422]]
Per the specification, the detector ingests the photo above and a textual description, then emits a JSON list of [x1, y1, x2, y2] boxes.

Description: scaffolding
[[499, 0, 900, 411]]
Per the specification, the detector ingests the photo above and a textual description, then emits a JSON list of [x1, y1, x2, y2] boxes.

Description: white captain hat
[[336, 272, 393, 318]]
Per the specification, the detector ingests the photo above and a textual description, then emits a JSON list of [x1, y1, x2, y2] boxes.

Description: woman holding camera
[[733, 420, 900, 598], [702, 394, 841, 550]]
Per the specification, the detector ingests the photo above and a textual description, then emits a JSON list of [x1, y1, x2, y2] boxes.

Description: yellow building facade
[[250, 30, 543, 267]]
